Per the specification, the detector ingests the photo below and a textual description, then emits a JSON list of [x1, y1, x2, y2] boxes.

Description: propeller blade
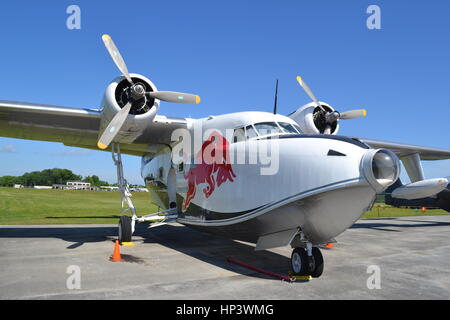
[[148, 91, 201, 104], [339, 109, 367, 120], [102, 34, 133, 84], [296, 76, 322, 108], [97, 102, 132, 150]]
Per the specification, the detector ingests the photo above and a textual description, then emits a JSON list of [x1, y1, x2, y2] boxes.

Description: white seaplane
[[1, 35, 449, 277]]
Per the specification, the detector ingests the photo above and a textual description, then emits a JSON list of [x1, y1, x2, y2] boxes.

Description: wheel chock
[[120, 242, 135, 247], [288, 271, 312, 281], [294, 275, 312, 281]]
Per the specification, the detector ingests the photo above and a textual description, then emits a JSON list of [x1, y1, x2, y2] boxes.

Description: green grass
[[0, 187, 158, 225], [0, 187, 448, 225], [362, 204, 448, 219]]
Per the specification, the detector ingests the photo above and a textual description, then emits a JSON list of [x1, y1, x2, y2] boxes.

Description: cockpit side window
[[253, 122, 283, 136], [278, 122, 300, 134], [233, 127, 246, 143]]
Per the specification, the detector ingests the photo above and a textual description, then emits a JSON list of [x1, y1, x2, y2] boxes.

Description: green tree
[[0, 168, 84, 186], [83, 175, 109, 187]]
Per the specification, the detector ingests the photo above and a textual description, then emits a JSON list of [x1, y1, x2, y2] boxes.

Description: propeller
[[295, 75, 367, 134], [97, 34, 201, 150]]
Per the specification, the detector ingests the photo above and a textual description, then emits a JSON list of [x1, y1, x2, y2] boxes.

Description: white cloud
[[0, 144, 17, 153]]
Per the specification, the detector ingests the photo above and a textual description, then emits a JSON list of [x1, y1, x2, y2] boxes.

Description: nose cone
[[362, 149, 401, 192]]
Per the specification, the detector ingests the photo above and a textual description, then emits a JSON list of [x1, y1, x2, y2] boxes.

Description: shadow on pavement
[[0, 223, 293, 281]]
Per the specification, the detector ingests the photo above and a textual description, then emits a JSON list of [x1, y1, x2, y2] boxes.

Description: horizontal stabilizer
[[391, 178, 448, 200]]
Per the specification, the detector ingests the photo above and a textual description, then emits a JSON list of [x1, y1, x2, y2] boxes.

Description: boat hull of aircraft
[[142, 133, 397, 248]]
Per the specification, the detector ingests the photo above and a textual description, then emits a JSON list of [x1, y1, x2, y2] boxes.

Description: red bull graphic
[[182, 131, 236, 212]]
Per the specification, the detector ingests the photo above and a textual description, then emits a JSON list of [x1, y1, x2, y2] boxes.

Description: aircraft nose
[[362, 149, 401, 192]]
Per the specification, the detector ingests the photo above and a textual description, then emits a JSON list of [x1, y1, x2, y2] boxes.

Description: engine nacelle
[[289, 102, 340, 135], [99, 73, 160, 144]]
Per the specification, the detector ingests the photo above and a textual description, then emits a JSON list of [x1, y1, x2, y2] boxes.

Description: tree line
[[0, 169, 110, 187]]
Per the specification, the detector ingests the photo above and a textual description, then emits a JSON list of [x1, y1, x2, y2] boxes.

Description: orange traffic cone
[[325, 243, 334, 248], [110, 240, 123, 262]]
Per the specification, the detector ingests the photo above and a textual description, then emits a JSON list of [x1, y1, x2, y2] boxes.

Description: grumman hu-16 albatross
[[1, 35, 449, 278]]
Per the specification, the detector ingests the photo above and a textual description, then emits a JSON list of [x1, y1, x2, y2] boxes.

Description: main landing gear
[[118, 216, 132, 243], [112, 143, 178, 244]]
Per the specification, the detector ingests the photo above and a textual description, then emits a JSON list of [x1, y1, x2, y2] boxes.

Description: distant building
[[52, 181, 99, 191], [13, 184, 24, 189], [34, 186, 53, 189], [67, 181, 91, 189], [100, 186, 119, 191], [130, 187, 149, 192]]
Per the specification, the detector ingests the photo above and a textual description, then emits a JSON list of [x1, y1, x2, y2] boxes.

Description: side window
[[278, 122, 299, 134], [233, 127, 246, 143], [245, 125, 258, 139]]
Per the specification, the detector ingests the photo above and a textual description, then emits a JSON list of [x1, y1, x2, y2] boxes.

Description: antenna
[[273, 79, 279, 114]]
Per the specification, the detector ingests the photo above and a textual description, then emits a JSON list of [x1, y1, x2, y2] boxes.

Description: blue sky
[[0, 0, 449, 184]]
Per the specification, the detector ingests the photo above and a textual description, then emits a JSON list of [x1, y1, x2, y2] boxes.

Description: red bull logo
[[182, 131, 236, 212]]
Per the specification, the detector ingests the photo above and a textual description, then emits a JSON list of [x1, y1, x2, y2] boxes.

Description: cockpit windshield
[[253, 122, 284, 136], [231, 121, 300, 143]]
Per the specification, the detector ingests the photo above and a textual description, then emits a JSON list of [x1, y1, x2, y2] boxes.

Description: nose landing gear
[[290, 246, 324, 278]]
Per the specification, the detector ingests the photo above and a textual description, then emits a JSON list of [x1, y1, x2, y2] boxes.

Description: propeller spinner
[[97, 34, 201, 150]]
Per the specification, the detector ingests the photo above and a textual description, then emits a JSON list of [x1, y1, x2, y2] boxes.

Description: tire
[[118, 216, 132, 244], [311, 247, 324, 278], [291, 248, 310, 276]]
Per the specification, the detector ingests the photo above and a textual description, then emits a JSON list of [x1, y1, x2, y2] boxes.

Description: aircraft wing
[[358, 137, 450, 160], [0, 100, 188, 157]]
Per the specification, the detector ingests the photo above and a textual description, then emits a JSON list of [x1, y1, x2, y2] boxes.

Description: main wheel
[[311, 247, 324, 278], [291, 248, 310, 276], [118, 216, 132, 244]]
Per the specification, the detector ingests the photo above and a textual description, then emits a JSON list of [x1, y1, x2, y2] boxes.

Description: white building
[[66, 181, 91, 189], [100, 186, 119, 191], [53, 181, 98, 190]]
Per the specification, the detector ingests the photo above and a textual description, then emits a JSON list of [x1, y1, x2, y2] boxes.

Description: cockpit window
[[278, 122, 299, 134], [233, 127, 246, 143], [253, 122, 283, 136], [245, 125, 258, 139], [231, 122, 300, 143]]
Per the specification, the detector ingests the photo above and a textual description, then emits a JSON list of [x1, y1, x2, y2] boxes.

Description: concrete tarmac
[[1, 215, 450, 299]]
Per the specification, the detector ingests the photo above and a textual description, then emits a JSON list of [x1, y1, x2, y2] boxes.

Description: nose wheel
[[291, 247, 324, 278]]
